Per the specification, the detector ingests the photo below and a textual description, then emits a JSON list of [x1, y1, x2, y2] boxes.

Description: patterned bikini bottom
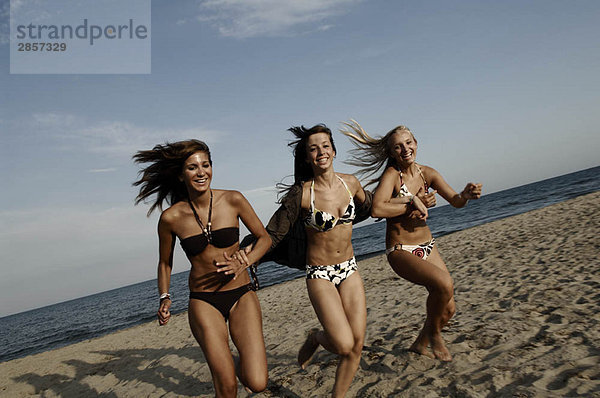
[[385, 238, 436, 260], [306, 256, 357, 287]]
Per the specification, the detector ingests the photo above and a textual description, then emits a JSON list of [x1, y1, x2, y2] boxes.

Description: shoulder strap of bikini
[[336, 175, 353, 198], [310, 180, 315, 211], [415, 164, 428, 191]]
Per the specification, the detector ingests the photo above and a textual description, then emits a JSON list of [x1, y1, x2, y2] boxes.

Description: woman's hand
[[157, 298, 171, 326], [408, 195, 428, 220], [215, 251, 249, 280], [461, 183, 482, 200], [416, 187, 437, 208]]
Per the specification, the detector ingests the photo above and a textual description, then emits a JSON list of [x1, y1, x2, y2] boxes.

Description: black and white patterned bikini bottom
[[306, 256, 357, 286]]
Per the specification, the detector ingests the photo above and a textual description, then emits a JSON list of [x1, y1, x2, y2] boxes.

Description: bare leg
[[298, 327, 321, 370], [305, 272, 366, 397], [387, 248, 454, 361], [426, 247, 456, 328], [188, 299, 237, 398], [334, 272, 366, 397], [228, 291, 268, 393], [424, 246, 456, 359]]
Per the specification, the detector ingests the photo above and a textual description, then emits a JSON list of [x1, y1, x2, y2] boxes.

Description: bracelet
[[408, 194, 414, 206], [159, 292, 171, 302]]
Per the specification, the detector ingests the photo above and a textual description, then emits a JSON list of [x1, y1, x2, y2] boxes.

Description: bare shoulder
[[216, 189, 246, 205], [418, 164, 440, 180], [160, 201, 186, 228], [337, 172, 357, 184], [381, 166, 399, 181], [338, 173, 361, 192]]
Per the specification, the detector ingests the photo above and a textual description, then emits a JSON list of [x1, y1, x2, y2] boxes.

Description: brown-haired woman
[[242, 124, 370, 397], [342, 121, 482, 361], [133, 139, 271, 397]]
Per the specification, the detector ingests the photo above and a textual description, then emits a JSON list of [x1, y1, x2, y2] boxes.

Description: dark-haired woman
[[243, 125, 369, 397], [342, 121, 482, 361], [133, 140, 271, 397]]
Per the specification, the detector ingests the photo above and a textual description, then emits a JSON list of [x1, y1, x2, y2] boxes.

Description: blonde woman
[[342, 121, 481, 361]]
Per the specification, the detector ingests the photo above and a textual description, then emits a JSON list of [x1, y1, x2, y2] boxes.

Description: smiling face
[[306, 132, 336, 171], [389, 129, 418, 166], [181, 151, 212, 194]]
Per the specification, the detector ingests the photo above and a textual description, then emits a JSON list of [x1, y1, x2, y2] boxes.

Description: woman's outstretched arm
[[426, 166, 482, 208]]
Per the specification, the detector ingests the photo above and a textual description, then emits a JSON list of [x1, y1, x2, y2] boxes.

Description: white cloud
[[22, 112, 225, 157], [197, 0, 361, 38], [242, 185, 276, 195], [32, 112, 78, 127], [88, 168, 117, 173]]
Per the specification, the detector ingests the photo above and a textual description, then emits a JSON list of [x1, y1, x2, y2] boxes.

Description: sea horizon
[[1, 165, 599, 363], [3, 164, 597, 320]]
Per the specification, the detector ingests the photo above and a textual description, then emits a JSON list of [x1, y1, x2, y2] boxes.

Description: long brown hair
[[133, 140, 212, 216]]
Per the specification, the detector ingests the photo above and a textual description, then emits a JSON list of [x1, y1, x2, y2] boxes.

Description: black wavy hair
[[276, 124, 336, 201]]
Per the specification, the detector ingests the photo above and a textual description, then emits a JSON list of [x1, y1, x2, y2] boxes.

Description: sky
[[1, 0, 599, 317]]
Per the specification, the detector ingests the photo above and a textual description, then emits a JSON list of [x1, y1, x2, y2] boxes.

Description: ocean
[[1, 166, 598, 363]]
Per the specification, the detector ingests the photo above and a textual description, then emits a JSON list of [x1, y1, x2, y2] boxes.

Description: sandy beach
[[1, 192, 599, 397]]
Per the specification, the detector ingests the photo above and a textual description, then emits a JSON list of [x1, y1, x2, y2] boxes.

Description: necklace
[[187, 190, 212, 243]]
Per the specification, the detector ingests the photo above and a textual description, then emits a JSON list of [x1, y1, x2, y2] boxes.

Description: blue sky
[[1, 0, 599, 316]]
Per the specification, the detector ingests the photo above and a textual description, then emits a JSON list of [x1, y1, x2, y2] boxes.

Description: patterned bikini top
[[397, 164, 429, 198], [304, 175, 356, 232]]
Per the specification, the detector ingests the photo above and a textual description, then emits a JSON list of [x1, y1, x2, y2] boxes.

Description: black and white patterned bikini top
[[397, 164, 428, 198], [304, 175, 355, 232]]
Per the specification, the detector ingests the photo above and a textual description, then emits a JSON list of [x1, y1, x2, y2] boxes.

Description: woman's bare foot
[[430, 334, 452, 361], [407, 329, 435, 359], [408, 342, 435, 359], [298, 328, 320, 369]]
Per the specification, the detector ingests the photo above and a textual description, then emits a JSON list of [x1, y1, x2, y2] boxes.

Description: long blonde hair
[[340, 120, 415, 188]]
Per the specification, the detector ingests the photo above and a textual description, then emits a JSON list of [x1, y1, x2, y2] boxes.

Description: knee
[[434, 276, 454, 300], [339, 336, 364, 358], [214, 379, 237, 397], [351, 336, 364, 356], [244, 376, 268, 393], [333, 336, 355, 356], [445, 300, 456, 319]]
